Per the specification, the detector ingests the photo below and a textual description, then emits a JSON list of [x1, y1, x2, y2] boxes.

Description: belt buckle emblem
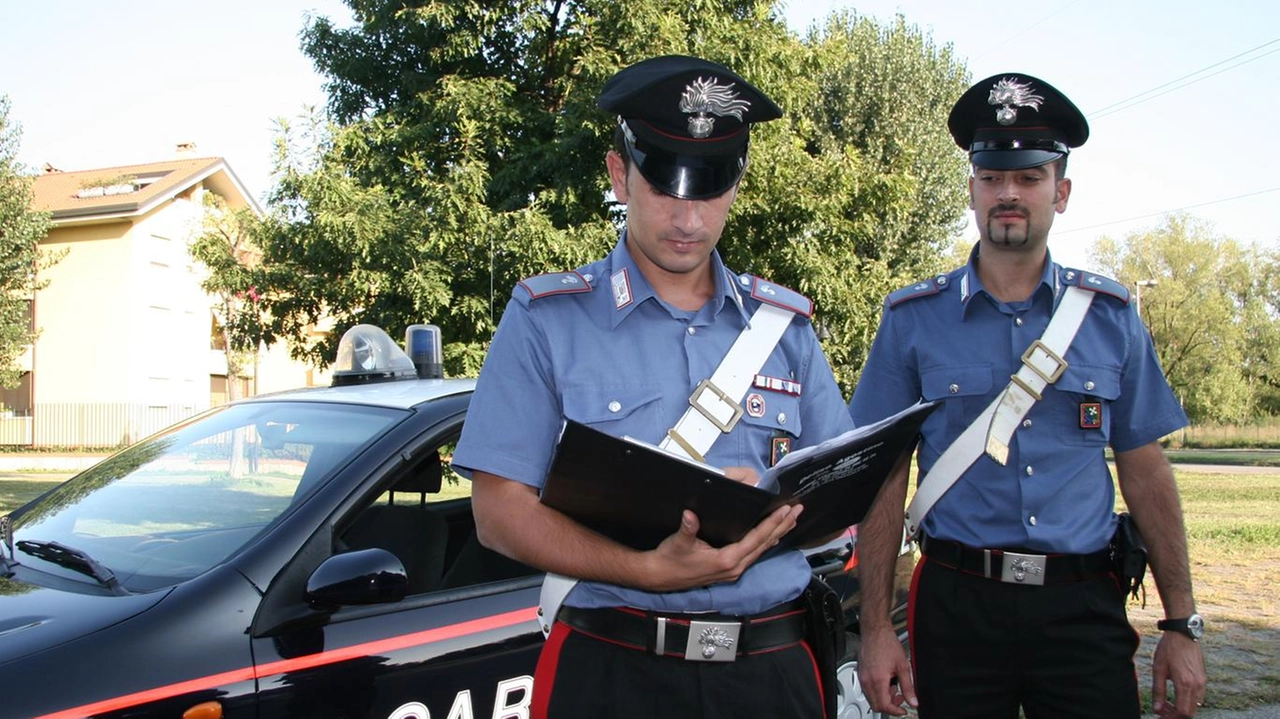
[[685, 620, 741, 662], [1001, 552, 1046, 586]]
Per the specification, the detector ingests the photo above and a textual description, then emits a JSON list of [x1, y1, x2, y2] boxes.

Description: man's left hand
[[1151, 632, 1206, 718]]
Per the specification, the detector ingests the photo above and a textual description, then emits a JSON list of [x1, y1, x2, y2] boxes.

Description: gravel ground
[[1194, 704, 1280, 718]]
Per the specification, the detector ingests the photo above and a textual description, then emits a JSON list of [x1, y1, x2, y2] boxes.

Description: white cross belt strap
[[904, 285, 1095, 537], [659, 302, 796, 461]]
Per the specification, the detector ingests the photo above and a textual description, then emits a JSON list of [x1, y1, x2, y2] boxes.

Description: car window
[[10, 401, 405, 593], [337, 434, 537, 595]]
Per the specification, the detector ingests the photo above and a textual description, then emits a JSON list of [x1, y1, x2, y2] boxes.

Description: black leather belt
[[557, 601, 807, 663], [920, 535, 1113, 586]]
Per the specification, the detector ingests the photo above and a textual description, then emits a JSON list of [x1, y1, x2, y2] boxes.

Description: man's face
[[968, 162, 1071, 251], [606, 150, 738, 279]]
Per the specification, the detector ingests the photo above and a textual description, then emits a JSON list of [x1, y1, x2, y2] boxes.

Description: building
[[1, 147, 319, 447]]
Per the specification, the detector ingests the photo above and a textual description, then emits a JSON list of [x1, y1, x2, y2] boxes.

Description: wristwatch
[[1157, 613, 1205, 641]]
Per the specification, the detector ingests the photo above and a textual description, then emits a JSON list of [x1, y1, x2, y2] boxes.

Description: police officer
[[451, 55, 854, 718], [850, 73, 1208, 719]]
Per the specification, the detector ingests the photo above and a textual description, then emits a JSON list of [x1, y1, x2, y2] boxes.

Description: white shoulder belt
[[904, 285, 1095, 537], [538, 301, 797, 637]]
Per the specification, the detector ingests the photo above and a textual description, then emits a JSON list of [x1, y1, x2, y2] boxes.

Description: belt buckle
[[1000, 551, 1047, 585], [689, 379, 744, 433], [683, 620, 741, 662]]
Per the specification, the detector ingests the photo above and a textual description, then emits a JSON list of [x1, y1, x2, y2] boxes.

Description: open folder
[[539, 400, 937, 550]]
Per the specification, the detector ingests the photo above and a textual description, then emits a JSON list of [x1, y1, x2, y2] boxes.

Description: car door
[[248, 408, 545, 719]]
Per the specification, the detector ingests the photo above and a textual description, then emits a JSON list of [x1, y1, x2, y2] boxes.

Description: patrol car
[[0, 325, 913, 719]]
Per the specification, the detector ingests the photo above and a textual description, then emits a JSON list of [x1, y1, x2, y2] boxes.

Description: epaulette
[[1062, 268, 1131, 304], [516, 271, 593, 300], [736, 274, 812, 318], [887, 275, 952, 308]]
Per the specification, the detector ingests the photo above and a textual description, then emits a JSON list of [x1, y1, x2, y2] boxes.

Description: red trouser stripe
[[907, 554, 926, 677], [531, 622, 572, 719]]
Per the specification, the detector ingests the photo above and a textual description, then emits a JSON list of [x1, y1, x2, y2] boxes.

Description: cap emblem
[[679, 77, 751, 138], [988, 77, 1044, 126]]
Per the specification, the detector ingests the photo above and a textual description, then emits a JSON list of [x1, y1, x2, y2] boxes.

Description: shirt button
[[686, 327, 696, 336], [608, 401, 622, 413], [1029, 515, 1038, 526], [949, 384, 959, 394], [1022, 419, 1032, 428], [1084, 380, 1096, 391], [777, 413, 787, 425], [1015, 317, 1024, 326], [1025, 465, 1034, 476]]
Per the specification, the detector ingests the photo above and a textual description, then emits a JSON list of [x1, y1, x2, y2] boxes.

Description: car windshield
[[9, 400, 405, 593]]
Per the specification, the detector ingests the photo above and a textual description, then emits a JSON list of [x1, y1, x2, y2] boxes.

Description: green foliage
[[188, 193, 265, 396], [0, 96, 53, 389], [1091, 214, 1280, 423], [76, 174, 136, 191], [229, 1, 970, 388]]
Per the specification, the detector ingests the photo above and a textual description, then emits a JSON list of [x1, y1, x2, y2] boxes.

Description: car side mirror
[[306, 548, 409, 608]]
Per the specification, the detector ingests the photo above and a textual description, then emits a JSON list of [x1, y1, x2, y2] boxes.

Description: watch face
[[1187, 614, 1205, 639]]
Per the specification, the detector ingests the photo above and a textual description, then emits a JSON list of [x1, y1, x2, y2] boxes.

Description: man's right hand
[[639, 504, 802, 591], [858, 624, 918, 716]]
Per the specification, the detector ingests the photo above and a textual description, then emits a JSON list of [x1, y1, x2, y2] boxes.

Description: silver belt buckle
[[1000, 551, 1047, 585], [683, 620, 742, 662]]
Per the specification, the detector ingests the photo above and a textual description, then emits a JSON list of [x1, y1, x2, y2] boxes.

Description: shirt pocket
[[1054, 364, 1121, 446], [920, 364, 994, 452], [562, 384, 664, 434]]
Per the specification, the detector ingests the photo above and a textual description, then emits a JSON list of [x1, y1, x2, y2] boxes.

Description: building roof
[[31, 156, 261, 224]]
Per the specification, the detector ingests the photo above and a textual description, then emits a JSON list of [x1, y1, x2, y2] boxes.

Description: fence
[[0, 403, 203, 450], [1171, 417, 1280, 449]]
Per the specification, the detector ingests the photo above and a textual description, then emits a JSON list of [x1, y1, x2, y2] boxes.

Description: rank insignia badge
[[770, 435, 792, 467], [1079, 402, 1102, 429]]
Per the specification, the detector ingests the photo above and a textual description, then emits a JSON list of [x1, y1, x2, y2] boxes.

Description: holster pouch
[[802, 576, 846, 719], [1112, 512, 1148, 605]]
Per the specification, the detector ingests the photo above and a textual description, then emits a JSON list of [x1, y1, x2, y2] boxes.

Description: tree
[[1090, 214, 1280, 423], [189, 192, 264, 403], [0, 96, 54, 390], [232, 1, 970, 391]]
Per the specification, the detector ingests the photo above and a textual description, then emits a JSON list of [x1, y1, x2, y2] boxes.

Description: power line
[[971, 0, 1083, 64], [1054, 186, 1280, 236], [1086, 37, 1280, 120]]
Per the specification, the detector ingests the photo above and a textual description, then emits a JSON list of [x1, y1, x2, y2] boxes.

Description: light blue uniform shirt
[[849, 247, 1187, 554], [453, 236, 854, 615]]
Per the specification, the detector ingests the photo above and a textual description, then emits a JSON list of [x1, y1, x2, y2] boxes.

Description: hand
[[723, 466, 760, 486], [1151, 632, 1206, 718], [857, 624, 917, 716], [639, 504, 801, 591]]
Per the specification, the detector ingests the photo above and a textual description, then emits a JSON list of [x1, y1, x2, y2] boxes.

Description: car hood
[[0, 576, 168, 666]]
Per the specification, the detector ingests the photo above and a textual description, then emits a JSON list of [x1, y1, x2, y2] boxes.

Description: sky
[[3, 0, 1278, 271]]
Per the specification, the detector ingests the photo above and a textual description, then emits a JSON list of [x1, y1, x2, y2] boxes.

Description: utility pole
[[1134, 279, 1158, 319]]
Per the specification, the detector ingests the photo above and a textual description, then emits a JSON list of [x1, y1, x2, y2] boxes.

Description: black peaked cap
[[598, 55, 782, 199], [948, 72, 1089, 170]]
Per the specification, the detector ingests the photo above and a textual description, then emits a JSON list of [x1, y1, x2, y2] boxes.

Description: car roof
[[241, 377, 477, 411]]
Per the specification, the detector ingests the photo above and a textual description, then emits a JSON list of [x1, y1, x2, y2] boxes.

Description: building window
[[0, 372, 33, 416], [211, 315, 228, 351]]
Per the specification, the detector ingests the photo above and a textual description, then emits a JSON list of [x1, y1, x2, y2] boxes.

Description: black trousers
[[532, 621, 825, 718], [910, 558, 1142, 719]]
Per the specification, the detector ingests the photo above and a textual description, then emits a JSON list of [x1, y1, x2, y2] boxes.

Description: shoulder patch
[[517, 271, 593, 300], [887, 275, 949, 308], [740, 275, 812, 318], [1063, 268, 1131, 304]]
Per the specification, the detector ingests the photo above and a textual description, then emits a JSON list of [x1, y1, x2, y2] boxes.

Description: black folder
[[539, 401, 937, 550]]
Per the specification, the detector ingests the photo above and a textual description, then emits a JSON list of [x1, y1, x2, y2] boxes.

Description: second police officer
[[851, 73, 1208, 719]]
